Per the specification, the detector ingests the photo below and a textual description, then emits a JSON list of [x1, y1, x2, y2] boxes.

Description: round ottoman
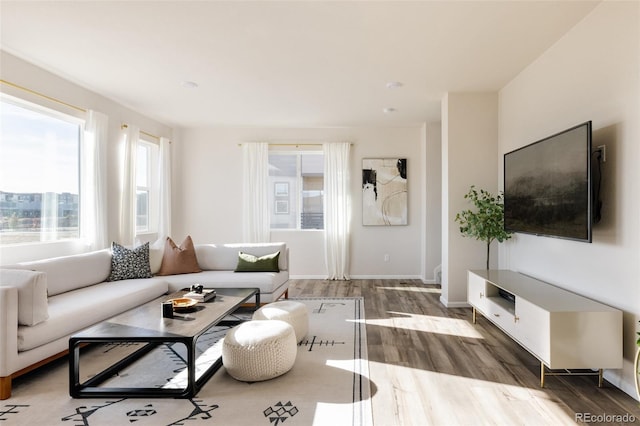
[[222, 320, 297, 382], [252, 301, 309, 343]]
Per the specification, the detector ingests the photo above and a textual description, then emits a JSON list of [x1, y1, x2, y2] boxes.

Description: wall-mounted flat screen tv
[[504, 121, 592, 242]]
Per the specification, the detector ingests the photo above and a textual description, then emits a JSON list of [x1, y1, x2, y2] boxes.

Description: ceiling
[[0, 1, 599, 129]]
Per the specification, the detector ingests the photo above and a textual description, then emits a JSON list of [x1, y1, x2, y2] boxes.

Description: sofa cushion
[[0, 269, 48, 326], [9, 249, 112, 296], [108, 242, 153, 281], [196, 243, 288, 271], [17, 277, 169, 352], [164, 270, 289, 295], [235, 251, 280, 272], [157, 235, 202, 276]]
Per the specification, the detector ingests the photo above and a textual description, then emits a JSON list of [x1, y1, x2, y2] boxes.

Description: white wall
[[498, 1, 639, 398], [0, 51, 173, 264], [424, 122, 442, 282], [0, 52, 444, 280], [173, 125, 433, 278], [441, 93, 499, 307]]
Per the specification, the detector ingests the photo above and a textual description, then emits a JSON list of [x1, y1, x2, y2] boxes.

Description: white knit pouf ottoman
[[222, 320, 297, 382], [252, 300, 309, 343]]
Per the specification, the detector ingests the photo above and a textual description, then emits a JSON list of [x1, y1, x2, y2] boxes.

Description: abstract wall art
[[362, 158, 407, 225]]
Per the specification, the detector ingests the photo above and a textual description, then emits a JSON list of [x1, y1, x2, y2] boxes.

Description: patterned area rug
[[1, 297, 371, 425]]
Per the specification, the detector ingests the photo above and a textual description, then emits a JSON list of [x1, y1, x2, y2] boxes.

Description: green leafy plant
[[455, 185, 513, 269]]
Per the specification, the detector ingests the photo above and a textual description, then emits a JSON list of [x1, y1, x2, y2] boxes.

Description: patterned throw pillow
[[108, 242, 153, 281]]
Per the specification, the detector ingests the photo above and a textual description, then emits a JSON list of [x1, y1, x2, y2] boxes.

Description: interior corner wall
[[441, 93, 498, 307], [498, 1, 639, 398]]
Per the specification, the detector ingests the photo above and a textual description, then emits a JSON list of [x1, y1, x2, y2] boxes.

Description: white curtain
[[324, 142, 351, 280], [118, 125, 139, 246], [242, 142, 270, 242], [81, 110, 108, 250], [157, 137, 172, 240]]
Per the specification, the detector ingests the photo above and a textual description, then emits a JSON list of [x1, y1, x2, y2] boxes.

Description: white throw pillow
[[11, 249, 111, 296], [149, 238, 165, 275], [0, 269, 49, 326]]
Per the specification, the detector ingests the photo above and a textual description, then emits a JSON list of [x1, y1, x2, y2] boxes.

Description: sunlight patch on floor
[[368, 360, 576, 425], [356, 312, 484, 339]]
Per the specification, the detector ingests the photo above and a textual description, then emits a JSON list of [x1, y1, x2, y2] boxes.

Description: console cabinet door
[[515, 297, 550, 364], [467, 272, 487, 313]]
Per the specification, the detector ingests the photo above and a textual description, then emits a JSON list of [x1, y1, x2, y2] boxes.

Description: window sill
[[0, 239, 88, 265], [270, 229, 324, 232], [135, 232, 159, 244]]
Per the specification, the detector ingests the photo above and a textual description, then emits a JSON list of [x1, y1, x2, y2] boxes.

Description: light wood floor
[[289, 279, 640, 426]]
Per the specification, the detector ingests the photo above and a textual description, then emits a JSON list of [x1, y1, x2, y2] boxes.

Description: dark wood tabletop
[[72, 287, 259, 340]]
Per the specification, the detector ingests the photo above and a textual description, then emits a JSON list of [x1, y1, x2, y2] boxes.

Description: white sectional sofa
[[0, 242, 289, 400]]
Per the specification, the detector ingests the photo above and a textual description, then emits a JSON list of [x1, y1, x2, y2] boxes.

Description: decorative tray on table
[[167, 297, 199, 312]]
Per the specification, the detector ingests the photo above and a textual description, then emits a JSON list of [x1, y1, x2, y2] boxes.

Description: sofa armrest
[[0, 287, 19, 376], [284, 247, 290, 272], [0, 269, 49, 326]]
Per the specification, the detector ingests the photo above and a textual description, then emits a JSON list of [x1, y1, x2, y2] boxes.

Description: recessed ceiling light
[[181, 81, 199, 89], [386, 81, 403, 89], [383, 107, 397, 114]]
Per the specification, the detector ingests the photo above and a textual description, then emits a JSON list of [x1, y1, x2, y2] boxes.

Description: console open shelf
[[486, 296, 515, 315]]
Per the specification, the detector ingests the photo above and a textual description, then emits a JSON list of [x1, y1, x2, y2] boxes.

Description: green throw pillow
[[235, 251, 280, 272]]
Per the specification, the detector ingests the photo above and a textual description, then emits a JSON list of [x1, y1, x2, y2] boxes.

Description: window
[[269, 151, 324, 230], [0, 96, 82, 245], [135, 139, 159, 235]]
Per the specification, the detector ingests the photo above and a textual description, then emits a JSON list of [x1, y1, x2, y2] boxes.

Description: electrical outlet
[[384, 254, 390, 262], [597, 144, 606, 162]]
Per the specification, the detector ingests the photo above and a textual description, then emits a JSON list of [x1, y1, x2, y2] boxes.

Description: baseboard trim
[[350, 275, 423, 280], [439, 295, 471, 308], [289, 275, 327, 279], [289, 275, 423, 280]]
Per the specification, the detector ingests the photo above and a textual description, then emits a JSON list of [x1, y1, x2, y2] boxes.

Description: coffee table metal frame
[[69, 287, 260, 398]]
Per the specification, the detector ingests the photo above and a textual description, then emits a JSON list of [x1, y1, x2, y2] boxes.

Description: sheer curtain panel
[[324, 142, 351, 280], [81, 110, 108, 250], [118, 125, 139, 246], [157, 136, 172, 239], [242, 142, 270, 242]]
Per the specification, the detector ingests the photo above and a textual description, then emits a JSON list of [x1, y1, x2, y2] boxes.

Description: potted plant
[[455, 185, 512, 269]]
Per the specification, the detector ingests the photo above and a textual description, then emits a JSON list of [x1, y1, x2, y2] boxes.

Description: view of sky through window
[[0, 98, 81, 244], [0, 100, 80, 194]]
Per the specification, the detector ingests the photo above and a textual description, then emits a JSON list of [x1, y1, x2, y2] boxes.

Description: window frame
[[268, 149, 324, 231], [135, 138, 160, 237], [0, 93, 85, 247]]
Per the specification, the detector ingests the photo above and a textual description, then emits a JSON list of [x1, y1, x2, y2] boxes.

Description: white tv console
[[467, 270, 622, 387]]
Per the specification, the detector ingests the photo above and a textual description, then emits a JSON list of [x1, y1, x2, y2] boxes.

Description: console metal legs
[[539, 362, 604, 388]]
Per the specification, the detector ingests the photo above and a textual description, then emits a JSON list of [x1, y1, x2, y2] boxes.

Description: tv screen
[[504, 121, 592, 242]]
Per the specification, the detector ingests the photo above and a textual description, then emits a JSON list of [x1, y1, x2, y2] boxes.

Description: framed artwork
[[274, 182, 289, 197], [275, 200, 289, 215], [362, 158, 407, 225]]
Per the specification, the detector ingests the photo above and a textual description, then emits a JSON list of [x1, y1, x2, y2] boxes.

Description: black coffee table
[[69, 287, 259, 398]]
